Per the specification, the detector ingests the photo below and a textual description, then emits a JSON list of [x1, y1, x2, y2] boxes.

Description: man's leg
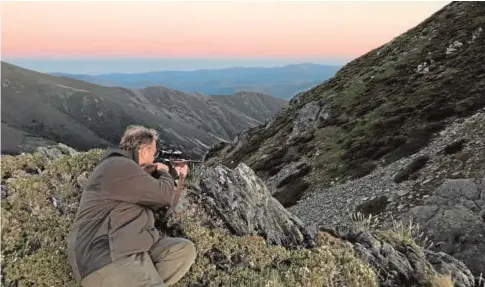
[[148, 237, 197, 286], [81, 252, 164, 287]]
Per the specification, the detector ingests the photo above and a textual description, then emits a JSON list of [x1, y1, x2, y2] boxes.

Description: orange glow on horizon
[[1, 1, 449, 59]]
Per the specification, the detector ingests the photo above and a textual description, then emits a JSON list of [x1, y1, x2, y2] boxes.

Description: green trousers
[[81, 237, 197, 287]]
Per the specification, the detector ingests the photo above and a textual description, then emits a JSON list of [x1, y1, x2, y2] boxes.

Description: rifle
[[154, 149, 204, 180], [152, 149, 204, 222]]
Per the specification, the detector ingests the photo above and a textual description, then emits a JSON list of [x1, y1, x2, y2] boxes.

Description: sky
[[1, 1, 450, 74]]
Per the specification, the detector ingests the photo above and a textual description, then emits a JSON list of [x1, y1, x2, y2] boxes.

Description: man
[[67, 125, 197, 286]]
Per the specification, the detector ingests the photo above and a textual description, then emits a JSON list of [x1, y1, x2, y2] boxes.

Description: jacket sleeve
[[100, 158, 176, 209]]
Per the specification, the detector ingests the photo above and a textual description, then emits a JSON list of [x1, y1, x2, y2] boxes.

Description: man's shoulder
[[97, 155, 139, 174]]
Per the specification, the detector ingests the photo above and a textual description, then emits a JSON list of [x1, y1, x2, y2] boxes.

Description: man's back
[[67, 147, 176, 282]]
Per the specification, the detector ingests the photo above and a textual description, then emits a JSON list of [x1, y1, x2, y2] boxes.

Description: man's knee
[[172, 238, 197, 267], [150, 237, 197, 267], [150, 237, 197, 286], [183, 239, 197, 264]]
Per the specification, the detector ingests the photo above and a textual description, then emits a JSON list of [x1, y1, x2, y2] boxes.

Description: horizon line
[[3, 57, 353, 75]]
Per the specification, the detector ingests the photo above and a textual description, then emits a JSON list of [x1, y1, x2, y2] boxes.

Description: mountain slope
[[204, 1, 485, 205], [1, 62, 287, 156], [0, 147, 478, 286], [203, 1, 485, 277], [51, 63, 342, 100]]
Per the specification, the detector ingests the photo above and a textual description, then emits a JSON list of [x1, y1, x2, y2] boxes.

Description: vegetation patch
[[174, 217, 378, 287], [356, 195, 389, 217], [394, 155, 430, 183], [1, 150, 380, 287], [443, 139, 467, 155], [374, 219, 433, 252]]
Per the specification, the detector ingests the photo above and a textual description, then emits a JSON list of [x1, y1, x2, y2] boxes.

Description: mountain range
[[1, 61, 287, 157], [51, 63, 342, 100]]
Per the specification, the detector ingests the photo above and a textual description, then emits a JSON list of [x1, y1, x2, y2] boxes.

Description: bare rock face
[[404, 178, 485, 277], [190, 163, 315, 248]]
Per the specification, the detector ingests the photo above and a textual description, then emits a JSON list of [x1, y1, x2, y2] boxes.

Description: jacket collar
[[99, 147, 139, 165]]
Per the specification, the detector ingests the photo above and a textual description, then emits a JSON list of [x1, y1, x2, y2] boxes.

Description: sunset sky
[[1, 1, 449, 74]]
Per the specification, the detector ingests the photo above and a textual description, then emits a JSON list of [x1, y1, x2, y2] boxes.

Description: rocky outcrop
[[320, 224, 476, 287], [196, 163, 314, 247], [404, 178, 485, 277], [36, 143, 79, 160], [166, 162, 478, 286]]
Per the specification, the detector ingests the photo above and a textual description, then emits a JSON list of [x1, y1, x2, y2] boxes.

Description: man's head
[[119, 125, 159, 165]]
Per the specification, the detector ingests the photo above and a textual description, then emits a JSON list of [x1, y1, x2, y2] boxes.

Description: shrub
[[394, 155, 430, 183]]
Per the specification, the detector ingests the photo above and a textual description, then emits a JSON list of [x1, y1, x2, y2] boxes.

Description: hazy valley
[[51, 63, 341, 100]]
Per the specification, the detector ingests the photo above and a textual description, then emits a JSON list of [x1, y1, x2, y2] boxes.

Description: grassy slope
[[0, 150, 454, 287]]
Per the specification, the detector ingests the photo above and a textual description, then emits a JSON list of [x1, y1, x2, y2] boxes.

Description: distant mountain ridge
[[1, 61, 287, 157], [51, 63, 342, 100]]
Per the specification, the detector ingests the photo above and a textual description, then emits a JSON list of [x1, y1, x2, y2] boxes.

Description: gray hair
[[119, 125, 159, 151]]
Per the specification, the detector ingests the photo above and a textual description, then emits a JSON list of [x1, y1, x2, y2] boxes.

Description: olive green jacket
[[67, 147, 176, 281]]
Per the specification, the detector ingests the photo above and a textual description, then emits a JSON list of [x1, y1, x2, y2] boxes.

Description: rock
[[287, 100, 327, 142], [320, 223, 475, 287], [58, 143, 79, 156], [189, 163, 314, 247], [404, 178, 485, 277], [422, 178, 432, 184], [416, 62, 430, 74], [37, 146, 63, 161], [446, 40, 463, 55], [394, 189, 410, 197], [36, 143, 79, 161], [425, 251, 477, 287]]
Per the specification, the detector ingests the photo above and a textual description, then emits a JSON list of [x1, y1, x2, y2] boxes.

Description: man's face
[[138, 139, 158, 165]]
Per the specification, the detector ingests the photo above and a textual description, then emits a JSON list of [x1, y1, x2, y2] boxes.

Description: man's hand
[[174, 163, 189, 178], [155, 163, 170, 173]]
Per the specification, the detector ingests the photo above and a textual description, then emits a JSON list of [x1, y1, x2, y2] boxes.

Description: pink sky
[[2, 1, 449, 59]]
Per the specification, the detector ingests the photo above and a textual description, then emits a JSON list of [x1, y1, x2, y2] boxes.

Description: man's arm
[[162, 176, 184, 221], [100, 158, 176, 209]]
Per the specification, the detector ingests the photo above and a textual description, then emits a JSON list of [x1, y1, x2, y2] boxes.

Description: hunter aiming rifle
[[141, 149, 203, 223]]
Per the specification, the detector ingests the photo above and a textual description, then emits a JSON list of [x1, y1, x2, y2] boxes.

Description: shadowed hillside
[[203, 1, 485, 278], [205, 1, 485, 206], [1, 62, 287, 157]]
